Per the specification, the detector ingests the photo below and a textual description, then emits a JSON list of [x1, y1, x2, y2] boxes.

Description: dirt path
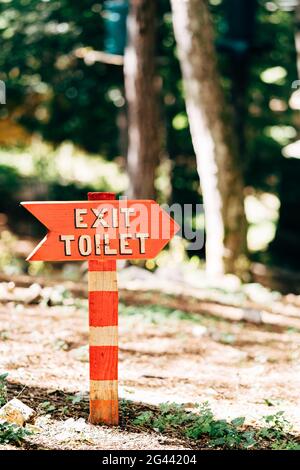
[[1, 292, 300, 449]]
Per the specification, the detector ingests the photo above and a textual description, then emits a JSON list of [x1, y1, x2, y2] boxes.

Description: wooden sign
[[21, 199, 178, 262], [22, 192, 179, 425]]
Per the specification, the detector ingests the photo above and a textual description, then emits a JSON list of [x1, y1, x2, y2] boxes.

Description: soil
[[1, 281, 300, 450]]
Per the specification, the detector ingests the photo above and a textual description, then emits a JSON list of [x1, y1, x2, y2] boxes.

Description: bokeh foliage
[[0, 0, 299, 263], [1, 1, 297, 185]]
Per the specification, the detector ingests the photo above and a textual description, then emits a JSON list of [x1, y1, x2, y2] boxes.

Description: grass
[[119, 302, 203, 324], [0, 422, 30, 445], [129, 401, 300, 450], [3, 378, 300, 450]]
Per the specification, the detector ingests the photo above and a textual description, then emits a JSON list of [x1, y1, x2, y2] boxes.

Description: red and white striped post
[[88, 192, 119, 425]]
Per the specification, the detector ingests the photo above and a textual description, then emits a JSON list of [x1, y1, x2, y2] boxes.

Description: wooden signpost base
[[88, 192, 119, 425]]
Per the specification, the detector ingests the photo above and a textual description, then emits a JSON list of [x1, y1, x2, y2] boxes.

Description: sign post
[[22, 193, 179, 425], [88, 192, 118, 425]]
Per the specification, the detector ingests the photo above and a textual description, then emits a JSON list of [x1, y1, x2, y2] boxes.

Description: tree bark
[[124, 0, 161, 199], [170, 0, 247, 276]]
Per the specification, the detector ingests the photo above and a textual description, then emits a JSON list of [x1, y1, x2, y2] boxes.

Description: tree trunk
[[170, 0, 247, 277], [124, 0, 161, 199], [295, 0, 300, 78]]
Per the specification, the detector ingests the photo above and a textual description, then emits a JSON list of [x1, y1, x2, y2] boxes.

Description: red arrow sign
[[21, 199, 179, 261]]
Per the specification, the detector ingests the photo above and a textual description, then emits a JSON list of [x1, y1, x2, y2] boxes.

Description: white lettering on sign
[[59, 233, 150, 257], [112, 208, 119, 228], [60, 235, 75, 256], [136, 233, 149, 254], [92, 208, 109, 228], [78, 234, 92, 256], [104, 233, 117, 255], [119, 233, 133, 255], [58, 207, 152, 257], [74, 207, 136, 229], [74, 209, 88, 228], [120, 207, 135, 228]]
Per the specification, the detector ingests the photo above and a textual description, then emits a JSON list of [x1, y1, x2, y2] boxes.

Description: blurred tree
[[124, 0, 162, 199], [295, 0, 300, 77], [221, 0, 257, 163], [271, 0, 300, 268], [1, 0, 299, 272], [0, 0, 122, 156], [170, 0, 247, 276]]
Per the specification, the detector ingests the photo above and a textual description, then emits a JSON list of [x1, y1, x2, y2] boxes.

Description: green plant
[[0, 372, 8, 406], [133, 411, 154, 426], [263, 398, 276, 407], [119, 302, 202, 324], [259, 411, 291, 439], [0, 422, 30, 445], [186, 403, 256, 449], [39, 401, 55, 414], [132, 402, 300, 450], [205, 417, 256, 449], [67, 394, 83, 405], [133, 402, 256, 449], [60, 405, 69, 415], [258, 411, 299, 450]]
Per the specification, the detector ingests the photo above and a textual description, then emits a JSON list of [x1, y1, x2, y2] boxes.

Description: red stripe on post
[[89, 260, 116, 272], [89, 346, 118, 380], [88, 192, 119, 425], [90, 399, 119, 426], [88, 292, 118, 327], [88, 192, 116, 201]]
